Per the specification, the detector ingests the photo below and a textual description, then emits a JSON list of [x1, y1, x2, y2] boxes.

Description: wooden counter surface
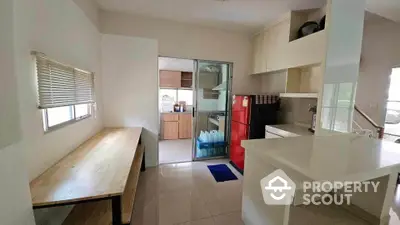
[[30, 127, 142, 208]]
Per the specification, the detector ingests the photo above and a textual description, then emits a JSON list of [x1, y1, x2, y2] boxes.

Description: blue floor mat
[[207, 164, 238, 182]]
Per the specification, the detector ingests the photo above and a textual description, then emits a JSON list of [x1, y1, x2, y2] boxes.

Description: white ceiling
[[96, 0, 400, 33], [96, 0, 326, 32], [366, 0, 400, 23]]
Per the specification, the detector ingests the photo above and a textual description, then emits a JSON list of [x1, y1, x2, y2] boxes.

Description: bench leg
[[111, 196, 122, 225]]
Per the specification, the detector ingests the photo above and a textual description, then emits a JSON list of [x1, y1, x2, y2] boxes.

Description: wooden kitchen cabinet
[[161, 113, 192, 140], [159, 70, 181, 88], [162, 113, 179, 122], [163, 121, 179, 140], [179, 114, 192, 139]]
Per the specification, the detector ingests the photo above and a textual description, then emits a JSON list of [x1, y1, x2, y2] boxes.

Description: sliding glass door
[[192, 60, 233, 161]]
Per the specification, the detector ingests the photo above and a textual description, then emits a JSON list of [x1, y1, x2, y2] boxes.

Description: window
[[159, 89, 177, 103], [34, 51, 95, 132], [177, 90, 193, 105], [46, 106, 74, 127], [43, 104, 92, 131], [159, 88, 193, 107], [75, 104, 91, 119]]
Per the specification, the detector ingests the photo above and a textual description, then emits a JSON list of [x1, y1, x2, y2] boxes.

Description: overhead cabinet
[[285, 31, 326, 69], [251, 32, 267, 74], [250, 8, 326, 74], [159, 70, 193, 88], [160, 70, 181, 88]]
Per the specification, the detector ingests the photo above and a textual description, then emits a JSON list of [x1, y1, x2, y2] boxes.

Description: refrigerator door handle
[[192, 107, 195, 118]]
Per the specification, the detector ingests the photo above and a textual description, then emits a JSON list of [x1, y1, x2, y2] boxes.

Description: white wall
[[72, 0, 100, 30], [100, 11, 261, 94], [14, 0, 103, 181], [101, 34, 159, 167], [0, 1, 36, 224], [0, 0, 21, 149], [355, 13, 400, 127]]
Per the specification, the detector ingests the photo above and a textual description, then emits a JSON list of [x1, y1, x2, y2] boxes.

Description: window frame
[[159, 88, 194, 106], [42, 104, 92, 133]]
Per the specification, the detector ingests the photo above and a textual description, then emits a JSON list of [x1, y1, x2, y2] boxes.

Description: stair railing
[[354, 105, 385, 139]]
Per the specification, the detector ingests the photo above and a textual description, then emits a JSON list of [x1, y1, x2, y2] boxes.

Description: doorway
[[157, 57, 233, 165], [158, 57, 194, 164], [384, 68, 400, 141], [192, 60, 233, 161]]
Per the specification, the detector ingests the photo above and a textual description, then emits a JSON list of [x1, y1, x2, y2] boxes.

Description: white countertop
[[242, 134, 400, 182], [266, 124, 313, 137]]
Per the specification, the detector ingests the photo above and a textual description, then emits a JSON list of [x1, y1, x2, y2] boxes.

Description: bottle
[[199, 131, 205, 142], [173, 103, 180, 112]]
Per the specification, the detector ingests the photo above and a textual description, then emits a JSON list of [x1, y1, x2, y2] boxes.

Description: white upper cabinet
[[251, 32, 267, 74], [250, 8, 326, 74], [285, 30, 326, 69], [265, 20, 291, 72]]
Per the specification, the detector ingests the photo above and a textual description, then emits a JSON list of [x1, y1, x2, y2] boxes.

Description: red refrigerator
[[230, 95, 280, 173]]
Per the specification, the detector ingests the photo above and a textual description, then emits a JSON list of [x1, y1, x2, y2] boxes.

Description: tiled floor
[[131, 159, 400, 225], [131, 159, 244, 225], [159, 139, 193, 164]]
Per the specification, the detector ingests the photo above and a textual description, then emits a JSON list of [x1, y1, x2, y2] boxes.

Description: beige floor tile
[[159, 139, 192, 164], [177, 217, 215, 225], [204, 195, 242, 216], [213, 212, 244, 225], [131, 159, 244, 225], [131, 197, 159, 225], [158, 190, 211, 225]]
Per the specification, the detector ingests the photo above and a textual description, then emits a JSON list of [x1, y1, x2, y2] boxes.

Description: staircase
[[353, 105, 385, 139]]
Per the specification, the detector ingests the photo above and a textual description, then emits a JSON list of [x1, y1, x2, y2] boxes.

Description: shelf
[[279, 92, 318, 98], [289, 8, 326, 42]]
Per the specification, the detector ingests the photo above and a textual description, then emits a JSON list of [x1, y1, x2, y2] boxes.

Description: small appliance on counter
[[308, 105, 317, 133], [173, 101, 187, 112], [229, 95, 280, 173]]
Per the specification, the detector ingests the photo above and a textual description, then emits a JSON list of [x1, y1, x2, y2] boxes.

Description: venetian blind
[[34, 52, 94, 109]]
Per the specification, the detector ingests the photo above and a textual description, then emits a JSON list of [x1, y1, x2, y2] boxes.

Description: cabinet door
[[160, 70, 181, 88], [162, 113, 179, 122], [251, 33, 264, 74], [179, 114, 192, 139], [163, 121, 179, 140], [266, 20, 290, 72]]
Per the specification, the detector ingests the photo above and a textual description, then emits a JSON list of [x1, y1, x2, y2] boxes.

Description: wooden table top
[[30, 127, 142, 207]]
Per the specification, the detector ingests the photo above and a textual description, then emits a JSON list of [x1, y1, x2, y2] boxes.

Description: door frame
[[157, 56, 195, 165], [156, 56, 233, 165], [191, 59, 234, 161]]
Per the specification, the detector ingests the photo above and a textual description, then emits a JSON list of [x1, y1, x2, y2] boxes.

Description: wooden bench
[[30, 127, 145, 225]]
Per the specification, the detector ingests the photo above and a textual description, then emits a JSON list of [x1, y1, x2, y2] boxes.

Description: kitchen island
[[241, 134, 400, 225]]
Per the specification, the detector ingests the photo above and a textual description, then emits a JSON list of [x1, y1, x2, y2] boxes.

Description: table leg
[[111, 196, 122, 225], [141, 151, 146, 172]]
